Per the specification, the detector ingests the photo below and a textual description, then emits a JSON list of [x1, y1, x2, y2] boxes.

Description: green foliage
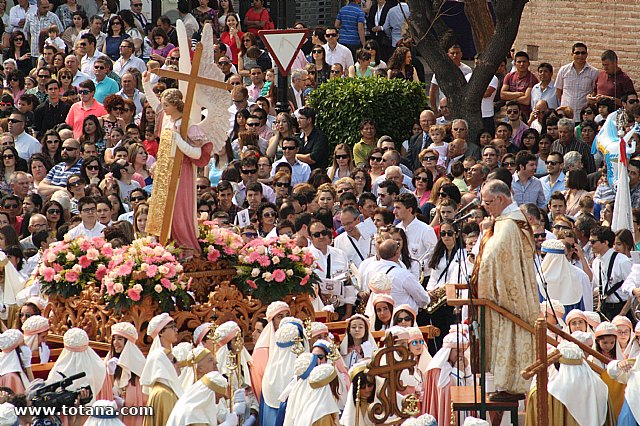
[[306, 77, 428, 152]]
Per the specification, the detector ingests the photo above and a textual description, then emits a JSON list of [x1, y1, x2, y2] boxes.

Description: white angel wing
[[175, 20, 191, 96], [193, 23, 230, 154]]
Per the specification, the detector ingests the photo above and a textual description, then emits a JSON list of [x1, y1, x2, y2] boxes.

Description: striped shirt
[[45, 159, 83, 187], [335, 3, 365, 45], [555, 62, 598, 121]]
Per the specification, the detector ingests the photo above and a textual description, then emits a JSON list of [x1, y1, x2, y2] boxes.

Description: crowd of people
[[0, 0, 633, 424]]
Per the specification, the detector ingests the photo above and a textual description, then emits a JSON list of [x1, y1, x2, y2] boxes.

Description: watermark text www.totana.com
[[14, 405, 154, 418]]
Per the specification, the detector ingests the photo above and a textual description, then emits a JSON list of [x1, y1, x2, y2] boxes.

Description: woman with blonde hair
[[419, 148, 446, 181], [265, 111, 297, 160], [327, 143, 355, 183], [316, 183, 337, 212], [133, 202, 148, 238]]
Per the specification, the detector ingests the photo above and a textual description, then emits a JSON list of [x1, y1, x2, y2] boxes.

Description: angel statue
[[143, 21, 228, 257]]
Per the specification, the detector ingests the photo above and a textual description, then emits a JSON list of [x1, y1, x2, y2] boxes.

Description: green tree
[[306, 78, 428, 152]]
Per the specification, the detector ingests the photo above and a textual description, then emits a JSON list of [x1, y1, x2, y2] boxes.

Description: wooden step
[[450, 386, 519, 425]]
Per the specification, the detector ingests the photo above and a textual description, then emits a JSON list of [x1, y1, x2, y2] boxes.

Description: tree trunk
[[407, 0, 529, 144], [465, 0, 495, 53]]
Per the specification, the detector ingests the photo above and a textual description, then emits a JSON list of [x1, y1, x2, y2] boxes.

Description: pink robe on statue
[[250, 346, 268, 402], [0, 372, 24, 394], [170, 125, 213, 254], [423, 368, 451, 426]]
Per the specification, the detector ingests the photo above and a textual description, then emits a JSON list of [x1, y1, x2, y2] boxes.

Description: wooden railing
[[445, 283, 609, 426]]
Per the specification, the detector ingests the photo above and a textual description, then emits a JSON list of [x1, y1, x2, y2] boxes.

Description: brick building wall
[[513, 0, 640, 85]]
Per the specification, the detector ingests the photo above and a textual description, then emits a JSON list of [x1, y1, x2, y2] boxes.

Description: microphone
[[455, 198, 480, 217], [452, 210, 476, 225]]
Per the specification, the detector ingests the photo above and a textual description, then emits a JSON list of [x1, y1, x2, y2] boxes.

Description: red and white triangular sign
[[259, 29, 307, 76]]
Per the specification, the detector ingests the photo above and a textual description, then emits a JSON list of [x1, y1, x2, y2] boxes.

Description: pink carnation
[[287, 254, 300, 262], [78, 255, 92, 269], [79, 240, 92, 251], [161, 278, 172, 289], [300, 275, 310, 286], [146, 264, 159, 278], [127, 287, 141, 301], [117, 264, 132, 276], [258, 256, 271, 267], [271, 248, 285, 257], [95, 264, 108, 281], [66, 270, 79, 283], [207, 248, 221, 262], [247, 279, 257, 289], [273, 269, 286, 283], [53, 263, 63, 272], [41, 266, 55, 282]]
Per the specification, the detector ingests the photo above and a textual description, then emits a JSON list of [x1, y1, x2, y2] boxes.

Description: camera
[[30, 372, 93, 409]]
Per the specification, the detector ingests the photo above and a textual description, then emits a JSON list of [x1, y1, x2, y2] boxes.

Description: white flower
[[286, 269, 293, 277], [292, 247, 301, 255], [45, 251, 57, 263], [262, 272, 273, 282], [140, 263, 149, 271], [72, 264, 82, 274], [158, 265, 169, 275], [272, 256, 280, 264], [154, 284, 163, 293], [114, 283, 124, 293], [65, 252, 76, 262], [54, 274, 62, 282], [251, 268, 260, 277]]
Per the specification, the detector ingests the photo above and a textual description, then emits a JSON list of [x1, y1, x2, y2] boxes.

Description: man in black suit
[[366, 0, 397, 62], [287, 69, 307, 111], [451, 118, 481, 160], [406, 109, 436, 170]]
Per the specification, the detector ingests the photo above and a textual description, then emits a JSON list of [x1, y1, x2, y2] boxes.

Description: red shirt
[[244, 8, 271, 36], [65, 100, 108, 139], [594, 68, 636, 99], [503, 70, 539, 115], [143, 139, 159, 158], [220, 30, 244, 65]]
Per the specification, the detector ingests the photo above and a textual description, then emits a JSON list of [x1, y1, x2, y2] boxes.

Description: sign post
[[258, 29, 307, 114]]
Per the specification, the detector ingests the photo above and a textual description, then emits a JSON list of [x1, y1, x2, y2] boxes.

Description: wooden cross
[[147, 42, 230, 245], [366, 335, 417, 424]]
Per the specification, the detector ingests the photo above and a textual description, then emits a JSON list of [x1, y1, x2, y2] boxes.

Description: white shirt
[[72, 70, 91, 86], [323, 42, 354, 73], [466, 72, 498, 118], [591, 248, 632, 303], [309, 244, 349, 279], [427, 248, 468, 291], [334, 230, 372, 268], [290, 85, 303, 110], [66, 221, 106, 240], [113, 55, 147, 77], [397, 217, 437, 276], [80, 50, 107, 79], [379, 258, 430, 313], [270, 157, 310, 186], [15, 131, 41, 161], [309, 244, 355, 305], [9, 4, 35, 32]]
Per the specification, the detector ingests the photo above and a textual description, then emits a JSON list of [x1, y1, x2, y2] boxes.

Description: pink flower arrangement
[[37, 236, 112, 298], [100, 237, 191, 312], [198, 221, 245, 263], [233, 235, 319, 304]]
